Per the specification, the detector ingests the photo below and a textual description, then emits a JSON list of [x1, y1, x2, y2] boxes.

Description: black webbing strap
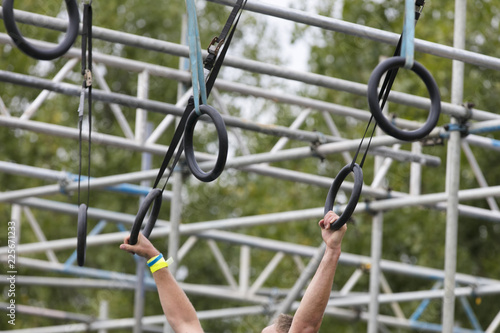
[[77, 1, 93, 267], [152, 1, 247, 191], [128, 0, 247, 245], [350, 35, 402, 170], [205, 2, 246, 96], [2, 0, 80, 60], [204, 0, 245, 72], [78, 2, 93, 208], [350, 2, 423, 170]]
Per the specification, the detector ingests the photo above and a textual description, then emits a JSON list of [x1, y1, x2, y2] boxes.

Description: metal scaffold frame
[[1, 0, 500, 332]]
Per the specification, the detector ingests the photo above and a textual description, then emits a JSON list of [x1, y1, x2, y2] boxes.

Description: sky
[[244, 0, 345, 72]]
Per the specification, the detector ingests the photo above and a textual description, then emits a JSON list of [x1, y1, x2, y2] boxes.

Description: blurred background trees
[[1, 0, 499, 332]]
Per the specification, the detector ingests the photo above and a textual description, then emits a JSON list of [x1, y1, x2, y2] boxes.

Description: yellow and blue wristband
[[147, 254, 174, 273]]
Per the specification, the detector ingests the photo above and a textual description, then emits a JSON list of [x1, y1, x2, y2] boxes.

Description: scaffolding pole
[[442, 0, 467, 331], [368, 212, 384, 333], [1, 0, 499, 331], [3, 3, 500, 72], [0, 109, 442, 167], [3, 182, 500, 257]]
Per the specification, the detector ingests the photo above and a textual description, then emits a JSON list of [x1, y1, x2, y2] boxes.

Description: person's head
[[261, 314, 293, 333]]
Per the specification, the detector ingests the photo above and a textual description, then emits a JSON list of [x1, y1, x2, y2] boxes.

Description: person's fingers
[[120, 243, 131, 251], [324, 211, 338, 226], [318, 219, 325, 228], [331, 211, 340, 221], [123, 235, 131, 245], [137, 232, 148, 245], [119, 244, 136, 255]]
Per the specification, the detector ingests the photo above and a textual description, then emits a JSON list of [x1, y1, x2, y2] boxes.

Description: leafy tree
[[1, 0, 499, 332]]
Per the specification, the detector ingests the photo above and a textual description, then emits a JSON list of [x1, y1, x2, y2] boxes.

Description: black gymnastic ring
[[324, 163, 363, 230], [129, 188, 163, 245], [77, 203, 87, 267], [2, 0, 80, 60], [184, 104, 228, 182], [367, 56, 441, 141]]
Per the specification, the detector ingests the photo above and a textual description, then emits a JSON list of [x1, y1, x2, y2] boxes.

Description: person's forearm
[[291, 247, 341, 333], [153, 268, 203, 333]]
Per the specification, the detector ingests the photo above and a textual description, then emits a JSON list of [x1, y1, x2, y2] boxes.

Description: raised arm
[[120, 233, 204, 333], [289, 211, 346, 333]]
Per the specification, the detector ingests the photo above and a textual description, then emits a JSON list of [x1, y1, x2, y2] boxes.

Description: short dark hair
[[275, 313, 293, 333]]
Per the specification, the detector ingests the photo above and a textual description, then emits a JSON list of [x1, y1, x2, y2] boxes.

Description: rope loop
[[2, 0, 80, 60]]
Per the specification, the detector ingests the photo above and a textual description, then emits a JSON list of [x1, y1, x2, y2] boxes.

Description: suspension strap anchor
[[204, 36, 225, 72], [84, 69, 92, 88], [207, 36, 225, 56], [415, 0, 425, 20], [310, 131, 326, 161]]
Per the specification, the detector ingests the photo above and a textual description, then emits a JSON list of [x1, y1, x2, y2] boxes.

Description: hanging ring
[[129, 188, 163, 245], [77, 203, 88, 267], [2, 0, 80, 60], [324, 163, 363, 230], [367, 56, 441, 141], [184, 104, 228, 182]]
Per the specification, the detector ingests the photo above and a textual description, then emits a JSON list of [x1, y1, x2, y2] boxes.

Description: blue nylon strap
[[186, 0, 208, 116], [401, 0, 415, 69]]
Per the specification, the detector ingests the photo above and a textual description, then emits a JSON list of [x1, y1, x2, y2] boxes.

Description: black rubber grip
[[129, 188, 163, 245], [367, 56, 441, 141], [184, 104, 228, 182], [3, 0, 80, 60], [324, 163, 363, 230]]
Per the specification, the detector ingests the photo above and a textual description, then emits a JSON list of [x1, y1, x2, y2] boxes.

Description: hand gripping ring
[[367, 56, 441, 141], [77, 203, 88, 267], [184, 104, 228, 182], [129, 188, 163, 245], [2, 0, 80, 60], [324, 163, 363, 230]]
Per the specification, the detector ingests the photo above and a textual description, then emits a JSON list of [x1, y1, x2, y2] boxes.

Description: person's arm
[[120, 233, 204, 333], [289, 211, 346, 333]]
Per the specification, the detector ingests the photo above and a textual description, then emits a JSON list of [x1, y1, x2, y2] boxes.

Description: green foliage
[[1, 0, 500, 332]]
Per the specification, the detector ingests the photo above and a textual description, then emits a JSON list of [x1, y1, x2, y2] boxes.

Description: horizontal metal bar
[[0, 259, 495, 333], [362, 186, 500, 212], [0, 115, 441, 171], [0, 275, 138, 290], [0, 69, 364, 143], [464, 134, 500, 152], [469, 119, 500, 135], [0, 32, 489, 127], [328, 284, 500, 307], [0, 302, 93, 323], [207, 0, 500, 71], [0, 28, 499, 122], [2, 183, 500, 257], [1, 302, 266, 333], [0, 66, 448, 158], [0, 149, 398, 201], [1, 198, 499, 287], [0, 163, 173, 202]]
